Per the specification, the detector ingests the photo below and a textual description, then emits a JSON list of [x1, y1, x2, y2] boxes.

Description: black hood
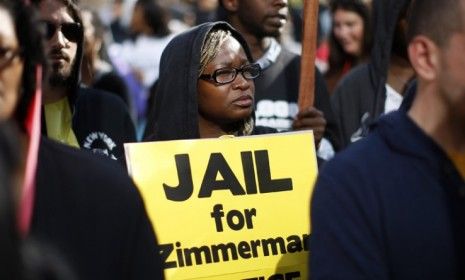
[[368, 0, 411, 117], [149, 21, 253, 141], [65, 1, 84, 106]]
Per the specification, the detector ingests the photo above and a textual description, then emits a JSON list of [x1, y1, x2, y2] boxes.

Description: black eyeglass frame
[[39, 20, 82, 43], [199, 63, 262, 85]]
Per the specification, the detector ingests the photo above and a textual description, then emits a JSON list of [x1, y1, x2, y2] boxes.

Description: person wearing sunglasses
[[145, 21, 277, 141], [31, 0, 136, 162]]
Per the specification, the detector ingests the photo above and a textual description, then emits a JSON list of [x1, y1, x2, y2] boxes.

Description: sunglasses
[[40, 20, 81, 43]]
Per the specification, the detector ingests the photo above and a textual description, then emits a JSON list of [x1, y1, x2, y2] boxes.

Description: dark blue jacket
[[310, 109, 465, 279]]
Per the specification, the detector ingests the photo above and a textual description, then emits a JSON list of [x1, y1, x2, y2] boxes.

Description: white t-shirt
[[109, 34, 174, 87], [384, 84, 404, 113]]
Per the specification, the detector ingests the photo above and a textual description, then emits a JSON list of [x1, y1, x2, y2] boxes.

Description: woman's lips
[[233, 95, 254, 107]]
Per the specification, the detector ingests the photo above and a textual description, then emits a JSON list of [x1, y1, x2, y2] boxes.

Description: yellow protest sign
[[125, 131, 318, 279]]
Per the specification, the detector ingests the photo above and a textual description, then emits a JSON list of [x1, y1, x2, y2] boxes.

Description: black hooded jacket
[[0, 0, 163, 278], [145, 21, 276, 141], [40, 1, 136, 161], [31, 137, 164, 280], [331, 0, 411, 148]]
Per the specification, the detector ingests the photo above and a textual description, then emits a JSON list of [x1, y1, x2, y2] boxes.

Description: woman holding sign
[[145, 21, 277, 140]]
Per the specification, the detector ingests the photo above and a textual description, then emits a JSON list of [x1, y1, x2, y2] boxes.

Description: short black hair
[[407, 0, 464, 46]]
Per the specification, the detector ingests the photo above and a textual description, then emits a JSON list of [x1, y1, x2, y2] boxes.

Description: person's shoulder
[[331, 63, 372, 103], [337, 63, 371, 88], [278, 47, 301, 66], [40, 138, 119, 167], [280, 47, 299, 59], [279, 46, 325, 77], [96, 71, 124, 84], [77, 86, 127, 109], [319, 130, 388, 180], [39, 138, 132, 188], [38, 138, 143, 215]]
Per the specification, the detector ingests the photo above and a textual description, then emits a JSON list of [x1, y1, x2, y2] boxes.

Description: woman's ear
[[408, 35, 440, 81]]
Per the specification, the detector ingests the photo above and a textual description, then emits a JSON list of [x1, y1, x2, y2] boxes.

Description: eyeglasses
[[40, 20, 81, 43], [0, 47, 22, 70], [199, 63, 261, 85]]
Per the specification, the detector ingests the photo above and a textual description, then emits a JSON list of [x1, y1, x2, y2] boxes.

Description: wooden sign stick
[[298, 0, 319, 110]]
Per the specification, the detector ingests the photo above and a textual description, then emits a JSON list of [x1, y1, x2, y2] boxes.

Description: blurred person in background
[[287, 0, 333, 72], [325, 0, 371, 94], [195, 0, 218, 24], [110, 0, 174, 135], [80, 7, 134, 119], [125, 0, 172, 87], [331, 0, 414, 148], [110, 0, 131, 43]]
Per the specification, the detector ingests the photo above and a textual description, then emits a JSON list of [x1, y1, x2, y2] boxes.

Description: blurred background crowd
[[76, 0, 373, 139]]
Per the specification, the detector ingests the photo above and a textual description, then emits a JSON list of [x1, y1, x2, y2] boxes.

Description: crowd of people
[[0, 0, 464, 279]]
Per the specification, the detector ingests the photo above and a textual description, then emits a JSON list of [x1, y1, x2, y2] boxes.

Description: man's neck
[[408, 84, 465, 153], [247, 36, 272, 62], [43, 84, 68, 104], [229, 18, 272, 61]]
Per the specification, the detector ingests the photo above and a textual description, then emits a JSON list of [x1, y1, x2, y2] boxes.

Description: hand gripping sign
[[125, 131, 318, 280]]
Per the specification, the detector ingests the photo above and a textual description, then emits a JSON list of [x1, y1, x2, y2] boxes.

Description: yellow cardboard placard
[[125, 131, 317, 279]]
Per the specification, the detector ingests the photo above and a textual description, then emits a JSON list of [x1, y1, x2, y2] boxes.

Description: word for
[[243, 271, 301, 280], [163, 150, 293, 201], [211, 204, 256, 232], [159, 234, 309, 269]]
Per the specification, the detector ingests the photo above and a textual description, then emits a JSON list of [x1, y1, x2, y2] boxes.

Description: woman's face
[[0, 7, 23, 121], [197, 36, 255, 126], [332, 8, 364, 56]]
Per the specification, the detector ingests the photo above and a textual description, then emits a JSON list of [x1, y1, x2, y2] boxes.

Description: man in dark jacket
[[331, 0, 414, 148], [309, 0, 465, 278], [218, 0, 341, 158], [33, 0, 136, 161]]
